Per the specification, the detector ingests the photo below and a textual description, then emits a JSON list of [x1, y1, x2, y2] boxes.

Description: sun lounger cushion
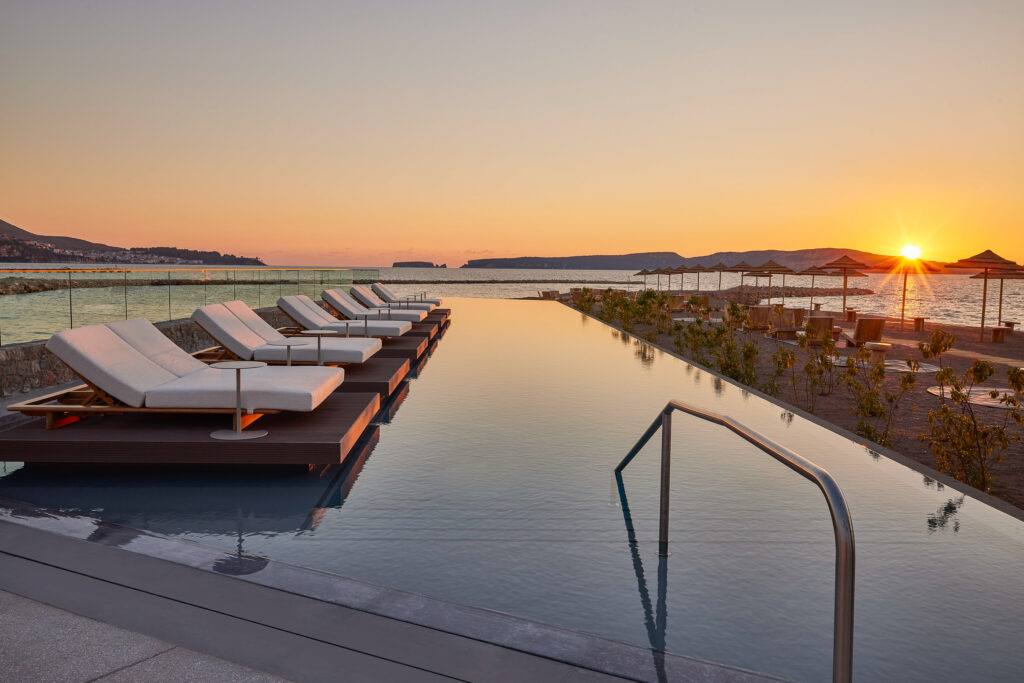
[[322, 289, 427, 322], [223, 300, 286, 343], [279, 295, 412, 337], [352, 285, 434, 312], [193, 304, 267, 360], [107, 318, 208, 377], [374, 282, 442, 305], [146, 366, 344, 412], [46, 326, 177, 407], [197, 301, 381, 363]]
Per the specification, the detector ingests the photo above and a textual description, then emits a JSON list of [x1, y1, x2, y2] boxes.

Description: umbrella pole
[[767, 274, 772, 306], [810, 275, 815, 311], [718, 271, 722, 291], [781, 273, 786, 305], [842, 271, 848, 315], [980, 270, 988, 342], [697, 272, 701, 292], [998, 278, 1004, 325], [901, 269, 908, 328]]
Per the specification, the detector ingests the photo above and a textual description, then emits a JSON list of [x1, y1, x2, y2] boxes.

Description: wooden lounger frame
[[8, 361, 279, 430]]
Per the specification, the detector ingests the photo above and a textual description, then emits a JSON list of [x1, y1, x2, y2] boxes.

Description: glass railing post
[[166, 270, 172, 321], [123, 271, 128, 319], [658, 407, 672, 557], [68, 271, 73, 328]]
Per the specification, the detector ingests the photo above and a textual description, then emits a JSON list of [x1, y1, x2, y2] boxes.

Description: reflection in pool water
[[1, 298, 1022, 681]]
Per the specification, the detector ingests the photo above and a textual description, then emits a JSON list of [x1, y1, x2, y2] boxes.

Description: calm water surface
[[1, 299, 1023, 681]]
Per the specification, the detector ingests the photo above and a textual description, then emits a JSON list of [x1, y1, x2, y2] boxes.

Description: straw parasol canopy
[[970, 270, 1024, 327], [821, 255, 870, 314], [670, 264, 692, 292], [797, 266, 833, 311], [728, 261, 754, 299], [948, 250, 1023, 341], [709, 262, 730, 291], [634, 269, 652, 290], [867, 256, 944, 326], [756, 260, 795, 305]]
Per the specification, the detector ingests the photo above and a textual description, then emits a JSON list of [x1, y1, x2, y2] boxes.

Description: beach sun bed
[[370, 282, 441, 309], [351, 285, 436, 313], [277, 295, 412, 338], [192, 301, 382, 365], [8, 318, 344, 430], [321, 288, 428, 323]]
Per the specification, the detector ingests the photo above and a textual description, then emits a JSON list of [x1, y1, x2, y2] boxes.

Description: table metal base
[[210, 428, 269, 441]]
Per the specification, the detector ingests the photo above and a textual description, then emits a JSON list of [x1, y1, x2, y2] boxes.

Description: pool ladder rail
[[616, 400, 855, 683]]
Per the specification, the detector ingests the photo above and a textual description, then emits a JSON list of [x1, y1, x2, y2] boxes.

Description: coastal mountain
[[0, 218, 264, 265], [462, 248, 920, 271]]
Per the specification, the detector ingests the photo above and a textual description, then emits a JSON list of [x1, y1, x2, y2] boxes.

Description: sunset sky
[[2, 1, 1021, 266]]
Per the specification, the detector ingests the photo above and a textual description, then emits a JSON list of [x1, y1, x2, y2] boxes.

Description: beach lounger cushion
[[193, 304, 268, 359], [372, 283, 441, 307], [322, 289, 427, 322], [46, 326, 178, 407], [107, 318, 208, 378], [145, 366, 344, 412], [279, 295, 413, 337], [352, 285, 434, 312], [370, 283, 438, 310], [196, 302, 382, 363]]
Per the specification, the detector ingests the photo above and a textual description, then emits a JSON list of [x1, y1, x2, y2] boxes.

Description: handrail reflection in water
[[615, 400, 855, 683]]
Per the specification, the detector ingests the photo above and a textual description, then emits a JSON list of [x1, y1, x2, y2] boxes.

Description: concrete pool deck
[[0, 512, 785, 682]]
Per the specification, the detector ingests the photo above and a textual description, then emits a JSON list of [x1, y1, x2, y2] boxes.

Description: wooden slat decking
[[0, 393, 381, 465]]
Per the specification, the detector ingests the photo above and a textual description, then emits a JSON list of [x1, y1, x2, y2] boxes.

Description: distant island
[[461, 247, 940, 272], [0, 218, 264, 265], [392, 261, 446, 268]]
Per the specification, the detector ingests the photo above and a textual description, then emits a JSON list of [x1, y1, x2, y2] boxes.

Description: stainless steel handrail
[[615, 400, 855, 683]]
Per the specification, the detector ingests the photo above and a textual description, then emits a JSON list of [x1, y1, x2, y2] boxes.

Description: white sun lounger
[[278, 295, 412, 337], [192, 301, 382, 364], [10, 318, 344, 429], [351, 284, 435, 313], [321, 289, 427, 323], [370, 283, 440, 310]]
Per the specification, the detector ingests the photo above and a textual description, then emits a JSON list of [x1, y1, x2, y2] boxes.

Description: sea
[[0, 263, 1020, 346]]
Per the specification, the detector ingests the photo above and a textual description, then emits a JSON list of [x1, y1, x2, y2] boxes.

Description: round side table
[[300, 329, 340, 365], [267, 337, 309, 366], [209, 360, 269, 441]]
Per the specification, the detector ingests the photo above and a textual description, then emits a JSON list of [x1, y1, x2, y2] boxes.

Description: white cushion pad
[[46, 326, 176, 407], [107, 318, 208, 378], [192, 304, 265, 360], [146, 366, 344, 412], [252, 337, 382, 364]]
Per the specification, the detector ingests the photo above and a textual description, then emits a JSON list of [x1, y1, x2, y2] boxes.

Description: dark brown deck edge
[[408, 322, 438, 339], [339, 357, 409, 398], [0, 392, 381, 465], [376, 335, 428, 360]]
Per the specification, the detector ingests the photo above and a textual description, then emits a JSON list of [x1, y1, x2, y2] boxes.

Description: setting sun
[[901, 245, 922, 260]]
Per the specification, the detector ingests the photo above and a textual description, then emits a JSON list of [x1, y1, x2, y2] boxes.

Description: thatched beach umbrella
[[756, 260, 794, 306], [821, 255, 870, 314], [743, 270, 772, 303], [729, 261, 754, 300], [797, 266, 832, 311], [868, 256, 944, 327], [970, 270, 1024, 328], [634, 269, 652, 290], [709, 262, 730, 291], [948, 250, 1023, 341], [670, 265, 691, 292]]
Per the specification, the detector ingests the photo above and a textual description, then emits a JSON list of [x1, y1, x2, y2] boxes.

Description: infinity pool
[[2, 298, 1022, 681]]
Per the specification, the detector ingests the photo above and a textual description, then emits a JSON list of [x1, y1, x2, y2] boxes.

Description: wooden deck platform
[[0, 392, 381, 465], [340, 357, 409, 398], [408, 321, 439, 339], [376, 335, 427, 360]]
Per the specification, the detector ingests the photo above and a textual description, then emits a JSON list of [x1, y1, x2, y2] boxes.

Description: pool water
[[2, 298, 1022, 681]]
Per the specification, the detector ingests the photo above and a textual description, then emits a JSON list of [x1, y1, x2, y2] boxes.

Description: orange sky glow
[[2, 2, 1021, 266]]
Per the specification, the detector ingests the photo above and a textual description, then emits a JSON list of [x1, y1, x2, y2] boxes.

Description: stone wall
[[0, 308, 292, 399]]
